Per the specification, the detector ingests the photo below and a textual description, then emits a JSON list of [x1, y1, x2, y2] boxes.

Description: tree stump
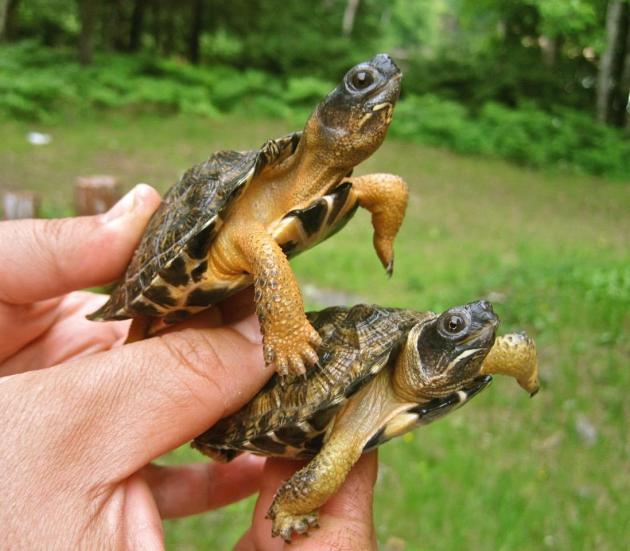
[[74, 175, 122, 216], [1, 190, 41, 220]]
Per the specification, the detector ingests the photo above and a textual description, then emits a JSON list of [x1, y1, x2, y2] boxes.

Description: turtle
[[87, 53, 408, 376], [192, 299, 539, 541]]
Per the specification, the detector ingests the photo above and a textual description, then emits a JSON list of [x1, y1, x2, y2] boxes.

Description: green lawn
[[1, 113, 628, 550]]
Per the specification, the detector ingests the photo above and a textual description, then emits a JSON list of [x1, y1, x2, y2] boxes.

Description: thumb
[[0, 184, 161, 304], [1, 312, 268, 488]]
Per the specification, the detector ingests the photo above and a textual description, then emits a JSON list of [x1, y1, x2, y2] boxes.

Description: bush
[[0, 43, 627, 179], [390, 94, 630, 178]]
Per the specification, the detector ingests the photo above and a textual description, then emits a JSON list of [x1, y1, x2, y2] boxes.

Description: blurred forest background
[[0, 0, 629, 175], [1, 1, 628, 551]]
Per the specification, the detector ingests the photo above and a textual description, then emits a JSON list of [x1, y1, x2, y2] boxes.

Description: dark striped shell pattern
[[88, 132, 301, 322], [193, 304, 492, 461]]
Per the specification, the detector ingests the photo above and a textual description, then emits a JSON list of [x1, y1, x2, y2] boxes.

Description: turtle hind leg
[[347, 174, 408, 276], [191, 441, 242, 463], [266, 428, 363, 541], [125, 316, 152, 344], [125, 315, 183, 344]]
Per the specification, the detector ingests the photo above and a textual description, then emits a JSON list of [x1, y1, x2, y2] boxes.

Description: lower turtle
[[88, 53, 407, 376], [193, 300, 539, 541]]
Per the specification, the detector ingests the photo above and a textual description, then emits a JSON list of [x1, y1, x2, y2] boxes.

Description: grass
[[1, 112, 628, 550]]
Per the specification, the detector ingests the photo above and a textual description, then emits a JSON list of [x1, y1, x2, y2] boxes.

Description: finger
[[141, 454, 265, 519], [311, 452, 378, 550], [1, 291, 130, 374], [0, 183, 161, 304], [1, 311, 268, 488], [122, 473, 164, 550], [243, 452, 378, 550]]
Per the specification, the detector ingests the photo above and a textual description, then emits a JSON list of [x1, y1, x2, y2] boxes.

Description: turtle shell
[[88, 132, 302, 321], [193, 304, 423, 460], [193, 304, 493, 461]]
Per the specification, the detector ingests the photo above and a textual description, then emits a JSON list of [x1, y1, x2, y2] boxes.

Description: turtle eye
[[438, 313, 468, 338], [349, 70, 374, 91], [446, 315, 465, 333]]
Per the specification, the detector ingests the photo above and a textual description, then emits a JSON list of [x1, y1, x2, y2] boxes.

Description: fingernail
[[102, 183, 154, 223]]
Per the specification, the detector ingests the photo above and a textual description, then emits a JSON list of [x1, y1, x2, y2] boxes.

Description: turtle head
[[303, 53, 402, 168], [393, 301, 499, 400]]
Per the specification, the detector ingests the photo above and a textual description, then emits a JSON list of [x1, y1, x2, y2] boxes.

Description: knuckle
[[42, 217, 69, 243], [31, 219, 68, 276]]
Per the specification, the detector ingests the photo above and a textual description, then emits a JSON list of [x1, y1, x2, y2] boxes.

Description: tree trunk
[[620, 24, 630, 128], [74, 175, 122, 215], [610, 3, 630, 127], [100, 0, 127, 51], [163, 5, 175, 56], [78, 0, 98, 65], [342, 0, 360, 37], [188, 0, 203, 64], [0, 0, 8, 39], [1, 0, 20, 41], [129, 0, 146, 52], [1, 190, 40, 220], [149, 0, 162, 53], [111, 0, 129, 51], [540, 34, 562, 68], [596, 0, 629, 126]]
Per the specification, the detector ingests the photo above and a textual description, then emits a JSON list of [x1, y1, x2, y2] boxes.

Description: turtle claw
[[263, 320, 322, 377], [385, 258, 394, 277], [270, 510, 320, 542]]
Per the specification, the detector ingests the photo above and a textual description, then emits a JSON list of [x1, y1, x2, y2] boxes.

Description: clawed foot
[[374, 235, 395, 276], [263, 319, 322, 376], [267, 508, 320, 542]]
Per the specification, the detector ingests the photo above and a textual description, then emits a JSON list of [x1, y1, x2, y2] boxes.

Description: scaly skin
[[234, 226, 321, 375], [348, 173, 408, 274], [266, 428, 364, 541], [480, 332, 539, 396]]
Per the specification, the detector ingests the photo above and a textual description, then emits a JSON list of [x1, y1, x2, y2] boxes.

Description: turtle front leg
[[348, 173, 408, 275], [480, 332, 540, 396], [267, 429, 364, 541], [235, 227, 321, 376]]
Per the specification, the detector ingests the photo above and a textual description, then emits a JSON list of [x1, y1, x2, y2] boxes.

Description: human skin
[[0, 184, 377, 550]]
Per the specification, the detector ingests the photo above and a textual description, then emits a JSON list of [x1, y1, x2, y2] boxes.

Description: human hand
[[0, 184, 378, 550]]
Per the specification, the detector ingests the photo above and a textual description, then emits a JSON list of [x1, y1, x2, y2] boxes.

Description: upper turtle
[[89, 54, 409, 376]]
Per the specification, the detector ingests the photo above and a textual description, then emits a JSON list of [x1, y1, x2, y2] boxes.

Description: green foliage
[[390, 95, 630, 178], [392, 94, 486, 154], [3, 0, 615, 119], [1, 43, 627, 178]]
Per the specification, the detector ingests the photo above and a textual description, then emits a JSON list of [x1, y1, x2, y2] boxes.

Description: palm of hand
[[0, 292, 127, 375]]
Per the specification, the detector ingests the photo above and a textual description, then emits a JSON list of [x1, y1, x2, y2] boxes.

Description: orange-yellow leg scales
[[347, 173, 408, 274], [481, 332, 540, 396], [235, 226, 321, 376]]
